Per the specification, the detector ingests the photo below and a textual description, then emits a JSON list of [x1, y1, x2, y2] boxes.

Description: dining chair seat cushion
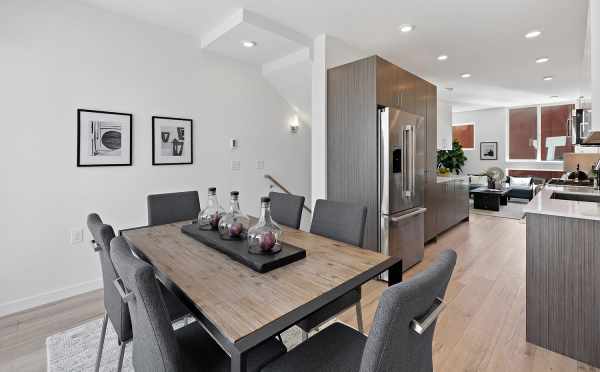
[[296, 288, 361, 332], [261, 322, 366, 372], [177, 322, 286, 372]]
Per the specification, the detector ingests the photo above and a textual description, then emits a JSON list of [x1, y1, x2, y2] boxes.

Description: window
[[540, 104, 574, 161], [509, 107, 537, 160], [508, 104, 575, 161], [452, 123, 474, 149]]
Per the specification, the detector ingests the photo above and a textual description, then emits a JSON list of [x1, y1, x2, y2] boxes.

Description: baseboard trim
[[0, 278, 102, 318]]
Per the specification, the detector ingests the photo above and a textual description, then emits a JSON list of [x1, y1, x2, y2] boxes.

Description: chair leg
[[356, 302, 364, 333], [94, 313, 108, 372], [301, 330, 308, 342], [117, 342, 126, 372]]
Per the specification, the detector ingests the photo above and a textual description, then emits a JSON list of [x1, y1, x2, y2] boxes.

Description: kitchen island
[[524, 186, 600, 367]]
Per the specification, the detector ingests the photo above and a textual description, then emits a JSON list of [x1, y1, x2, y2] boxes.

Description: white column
[[593, 0, 599, 130], [311, 35, 328, 207]]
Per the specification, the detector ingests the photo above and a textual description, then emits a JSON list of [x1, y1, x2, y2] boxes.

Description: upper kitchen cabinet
[[376, 57, 417, 114]]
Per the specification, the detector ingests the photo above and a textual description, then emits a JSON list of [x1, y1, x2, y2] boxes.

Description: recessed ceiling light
[[461, 73, 471, 78], [437, 55, 448, 61], [398, 24, 415, 33], [543, 76, 554, 81], [241, 40, 257, 48], [536, 57, 550, 64], [525, 30, 542, 39]]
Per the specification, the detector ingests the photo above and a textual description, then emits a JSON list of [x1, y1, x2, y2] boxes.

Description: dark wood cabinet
[[327, 56, 435, 261], [425, 179, 470, 242]]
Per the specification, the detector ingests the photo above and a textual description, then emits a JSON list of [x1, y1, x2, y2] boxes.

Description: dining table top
[[122, 220, 399, 345]]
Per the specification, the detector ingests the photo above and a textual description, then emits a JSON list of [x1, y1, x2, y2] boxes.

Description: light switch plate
[[231, 160, 241, 171], [70, 228, 83, 244], [230, 138, 239, 150], [256, 160, 265, 170]]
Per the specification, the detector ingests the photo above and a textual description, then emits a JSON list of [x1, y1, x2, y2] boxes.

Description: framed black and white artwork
[[77, 109, 132, 167], [480, 141, 498, 160], [152, 116, 193, 165]]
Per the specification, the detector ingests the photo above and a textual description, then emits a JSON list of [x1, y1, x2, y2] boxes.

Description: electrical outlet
[[256, 160, 265, 170], [70, 228, 83, 244], [231, 160, 241, 171]]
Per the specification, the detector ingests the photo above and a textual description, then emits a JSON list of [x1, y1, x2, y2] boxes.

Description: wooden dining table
[[121, 220, 402, 372]]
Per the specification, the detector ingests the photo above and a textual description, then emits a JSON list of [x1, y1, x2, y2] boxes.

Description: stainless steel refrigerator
[[378, 106, 426, 272]]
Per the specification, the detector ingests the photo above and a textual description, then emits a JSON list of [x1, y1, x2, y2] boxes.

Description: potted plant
[[437, 139, 467, 175]]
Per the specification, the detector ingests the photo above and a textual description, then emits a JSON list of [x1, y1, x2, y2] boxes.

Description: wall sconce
[[290, 115, 300, 134]]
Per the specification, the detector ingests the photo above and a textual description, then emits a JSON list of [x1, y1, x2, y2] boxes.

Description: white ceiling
[[80, 0, 590, 112]]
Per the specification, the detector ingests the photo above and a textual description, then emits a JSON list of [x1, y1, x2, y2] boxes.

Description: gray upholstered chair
[[262, 249, 457, 372], [296, 199, 368, 340], [87, 214, 131, 372], [87, 213, 190, 372], [147, 191, 201, 226], [109, 236, 286, 372], [268, 191, 305, 229]]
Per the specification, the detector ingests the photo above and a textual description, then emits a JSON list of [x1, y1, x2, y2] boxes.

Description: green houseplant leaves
[[437, 139, 468, 175]]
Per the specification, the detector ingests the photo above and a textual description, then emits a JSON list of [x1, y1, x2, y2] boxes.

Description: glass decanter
[[198, 187, 225, 230], [218, 191, 250, 240], [247, 197, 282, 254]]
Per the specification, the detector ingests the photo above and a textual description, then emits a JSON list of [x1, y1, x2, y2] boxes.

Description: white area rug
[[47, 316, 320, 371], [470, 199, 528, 220]]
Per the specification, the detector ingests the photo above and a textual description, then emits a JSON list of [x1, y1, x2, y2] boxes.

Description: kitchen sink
[[550, 192, 600, 203]]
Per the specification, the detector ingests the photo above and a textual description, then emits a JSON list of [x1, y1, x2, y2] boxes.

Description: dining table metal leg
[[388, 260, 403, 286], [231, 349, 247, 372]]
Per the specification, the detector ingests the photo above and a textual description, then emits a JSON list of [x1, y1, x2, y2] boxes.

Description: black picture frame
[[152, 116, 193, 165], [77, 109, 133, 167], [480, 141, 498, 160]]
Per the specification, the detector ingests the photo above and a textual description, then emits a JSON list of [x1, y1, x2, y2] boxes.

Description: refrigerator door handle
[[404, 125, 415, 198], [410, 124, 416, 197], [379, 108, 390, 215], [390, 207, 427, 222], [403, 126, 409, 197]]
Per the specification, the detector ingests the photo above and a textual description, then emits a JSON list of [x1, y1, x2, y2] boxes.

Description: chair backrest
[[269, 191, 305, 229], [86, 213, 132, 342], [110, 236, 182, 372], [359, 250, 457, 372], [310, 199, 367, 247], [147, 191, 201, 226]]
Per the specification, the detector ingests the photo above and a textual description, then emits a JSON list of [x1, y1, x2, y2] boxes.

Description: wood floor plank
[[1, 214, 596, 371]]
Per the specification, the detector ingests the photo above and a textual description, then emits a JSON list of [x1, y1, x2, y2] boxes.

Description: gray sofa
[[506, 176, 535, 201]]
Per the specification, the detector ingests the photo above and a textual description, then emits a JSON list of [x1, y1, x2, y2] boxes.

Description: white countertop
[[524, 185, 600, 221], [436, 175, 469, 184]]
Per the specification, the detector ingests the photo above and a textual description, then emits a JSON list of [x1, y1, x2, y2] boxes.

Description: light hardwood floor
[[1, 214, 597, 371]]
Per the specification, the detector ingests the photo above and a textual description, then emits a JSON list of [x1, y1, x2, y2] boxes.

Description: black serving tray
[[181, 223, 306, 273]]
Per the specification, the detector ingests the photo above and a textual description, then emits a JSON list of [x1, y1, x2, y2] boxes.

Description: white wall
[[453, 108, 563, 175], [437, 98, 453, 150], [0, 0, 310, 316]]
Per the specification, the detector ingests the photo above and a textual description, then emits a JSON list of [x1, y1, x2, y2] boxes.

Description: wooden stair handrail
[[264, 174, 312, 213]]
